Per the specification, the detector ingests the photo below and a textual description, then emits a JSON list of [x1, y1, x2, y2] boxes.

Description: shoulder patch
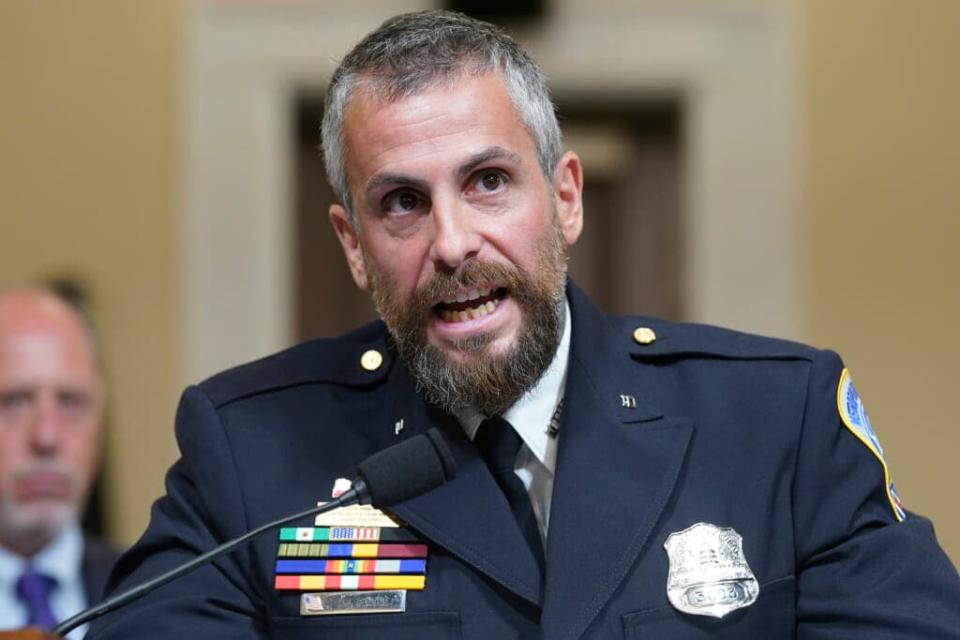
[[836, 369, 905, 521]]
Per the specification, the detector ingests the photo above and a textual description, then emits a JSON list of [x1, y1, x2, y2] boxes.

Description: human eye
[[381, 188, 426, 218], [58, 390, 90, 411], [0, 390, 31, 409], [472, 169, 508, 194], [0, 390, 34, 421]]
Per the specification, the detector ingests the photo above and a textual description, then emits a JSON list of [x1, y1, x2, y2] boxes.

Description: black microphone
[[54, 428, 456, 637]]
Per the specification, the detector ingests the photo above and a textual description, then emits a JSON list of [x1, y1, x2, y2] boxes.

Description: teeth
[[444, 288, 492, 305], [439, 297, 500, 323]]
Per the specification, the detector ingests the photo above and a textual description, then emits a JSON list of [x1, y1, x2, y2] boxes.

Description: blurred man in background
[[0, 289, 119, 637]]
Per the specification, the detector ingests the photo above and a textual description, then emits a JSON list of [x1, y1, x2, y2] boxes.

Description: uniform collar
[[456, 298, 571, 473]]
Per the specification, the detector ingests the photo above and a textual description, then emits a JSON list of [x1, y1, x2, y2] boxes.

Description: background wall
[[800, 0, 960, 559], [0, 0, 956, 561]]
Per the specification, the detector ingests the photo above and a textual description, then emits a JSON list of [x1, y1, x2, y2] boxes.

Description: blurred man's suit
[[0, 532, 119, 631]]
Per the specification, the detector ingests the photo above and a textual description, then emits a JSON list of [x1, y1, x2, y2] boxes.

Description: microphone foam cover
[[356, 428, 457, 507]]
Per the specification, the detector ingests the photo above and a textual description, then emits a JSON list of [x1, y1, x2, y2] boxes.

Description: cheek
[[391, 258, 422, 288], [0, 434, 26, 471], [499, 221, 556, 270], [62, 426, 101, 479], [0, 452, 12, 485], [0, 447, 22, 497], [366, 244, 428, 295], [492, 194, 557, 252]]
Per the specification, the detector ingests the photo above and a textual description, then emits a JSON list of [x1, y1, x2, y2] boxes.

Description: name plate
[[314, 503, 405, 528], [300, 589, 407, 616]]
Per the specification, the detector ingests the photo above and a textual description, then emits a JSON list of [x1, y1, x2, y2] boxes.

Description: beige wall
[[0, 1, 182, 544], [1, 0, 956, 566], [800, 0, 960, 561]]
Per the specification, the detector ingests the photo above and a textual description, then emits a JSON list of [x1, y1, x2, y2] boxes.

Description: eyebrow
[[363, 174, 427, 205], [362, 146, 524, 205], [455, 146, 523, 180]]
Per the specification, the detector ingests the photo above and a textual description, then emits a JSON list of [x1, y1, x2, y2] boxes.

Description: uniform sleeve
[[793, 349, 960, 639], [87, 386, 268, 639]]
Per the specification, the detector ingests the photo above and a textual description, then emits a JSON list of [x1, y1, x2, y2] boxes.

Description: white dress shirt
[[457, 300, 571, 543], [0, 524, 89, 638]]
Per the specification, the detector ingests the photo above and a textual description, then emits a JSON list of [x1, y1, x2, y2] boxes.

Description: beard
[[0, 465, 80, 553], [367, 220, 568, 417]]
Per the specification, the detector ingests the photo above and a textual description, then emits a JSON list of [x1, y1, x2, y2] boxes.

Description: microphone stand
[[53, 480, 369, 637], [33, 426, 455, 638]]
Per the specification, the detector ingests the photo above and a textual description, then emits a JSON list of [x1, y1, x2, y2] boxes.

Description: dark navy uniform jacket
[[89, 284, 960, 638]]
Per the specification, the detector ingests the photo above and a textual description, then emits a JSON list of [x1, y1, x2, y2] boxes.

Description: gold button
[[633, 327, 657, 345], [360, 349, 384, 371]]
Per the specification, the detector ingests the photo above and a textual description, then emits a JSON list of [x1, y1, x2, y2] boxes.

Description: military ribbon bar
[[275, 559, 427, 575], [276, 542, 428, 559], [274, 574, 426, 591], [279, 526, 419, 543]]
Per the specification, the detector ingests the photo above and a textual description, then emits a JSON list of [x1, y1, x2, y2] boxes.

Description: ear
[[329, 204, 370, 291], [551, 150, 584, 247]]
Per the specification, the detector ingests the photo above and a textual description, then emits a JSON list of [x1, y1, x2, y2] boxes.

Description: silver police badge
[[663, 522, 759, 618]]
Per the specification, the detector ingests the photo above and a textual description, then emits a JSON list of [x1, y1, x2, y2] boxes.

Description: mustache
[[12, 465, 75, 484], [410, 261, 526, 310]]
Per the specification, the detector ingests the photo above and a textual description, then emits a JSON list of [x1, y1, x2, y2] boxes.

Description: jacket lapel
[[383, 359, 544, 606], [540, 285, 693, 639]]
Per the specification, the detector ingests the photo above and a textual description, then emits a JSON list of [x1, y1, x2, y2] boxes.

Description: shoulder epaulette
[[200, 320, 393, 408], [615, 316, 817, 362]]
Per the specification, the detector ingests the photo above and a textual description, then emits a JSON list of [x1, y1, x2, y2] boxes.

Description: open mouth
[[434, 287, 508, 323]]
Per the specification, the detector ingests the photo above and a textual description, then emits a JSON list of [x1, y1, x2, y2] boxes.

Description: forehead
[[0, 322, 97, 387], [342, 72, 539, 190]]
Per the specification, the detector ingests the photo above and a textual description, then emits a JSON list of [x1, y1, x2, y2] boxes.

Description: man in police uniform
[[89, 11, 960, 639]]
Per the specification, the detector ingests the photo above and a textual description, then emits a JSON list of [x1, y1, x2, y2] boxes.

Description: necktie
[[16, 566, 58, 630], [474, 416, 546, 575]]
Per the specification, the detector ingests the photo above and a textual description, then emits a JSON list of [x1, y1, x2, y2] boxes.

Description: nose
[[29, 396, 62, 456], [428, 195, 483, 271]]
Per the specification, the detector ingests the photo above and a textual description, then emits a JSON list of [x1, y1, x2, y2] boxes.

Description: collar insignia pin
[[546, 398, 564, 438]]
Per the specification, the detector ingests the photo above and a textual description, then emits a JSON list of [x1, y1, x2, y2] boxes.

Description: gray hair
[[321, 10, 563, 221]]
